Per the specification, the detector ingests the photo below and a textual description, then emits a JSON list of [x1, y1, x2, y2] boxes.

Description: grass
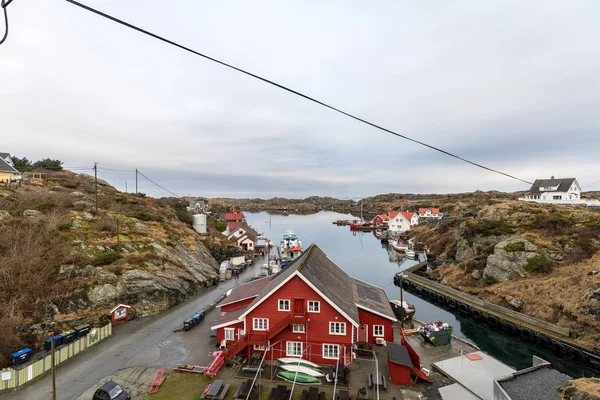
[[523, 255, 554, 273], [143, 372, 312, 400], [503, 241, 526, 252]]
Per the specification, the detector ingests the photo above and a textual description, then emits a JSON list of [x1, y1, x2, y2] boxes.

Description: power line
[[0, 1, 10, 47], [65, 0, 533, 185], [137, 170, 181, 198]]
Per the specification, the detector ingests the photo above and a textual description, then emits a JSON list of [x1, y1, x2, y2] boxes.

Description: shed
[[387, 342, 412, 385], [110, 304, 131, 326]]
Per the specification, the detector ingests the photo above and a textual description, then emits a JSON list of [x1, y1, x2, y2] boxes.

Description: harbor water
[[245, 210, 598, 378]]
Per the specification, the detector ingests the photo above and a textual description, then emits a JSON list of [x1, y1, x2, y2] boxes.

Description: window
[[254, 345, 266, 351], [322, 344, 339, 359], [329, 322, 346, 335], [553, 195, 562, 200], [373, 325, 384, 337], [308, 301, 320, 313], [292, 324, 305, 333], [286, 341, 303, 356], [278, 300, 290, 311], [224, 328, 235, 340], [253, 318, 269, 331]]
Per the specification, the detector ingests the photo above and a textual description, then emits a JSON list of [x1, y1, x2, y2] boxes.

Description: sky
[[2, 0, 600, 198]]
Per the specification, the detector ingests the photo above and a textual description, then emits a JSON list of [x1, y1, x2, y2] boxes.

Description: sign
[[1, 372, 11, 381], [114, 308, 127, 320]]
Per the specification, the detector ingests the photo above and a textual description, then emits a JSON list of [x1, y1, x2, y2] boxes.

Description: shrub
[[464, 220, 514, 238], [484, 275, 499, 284], [215, 220, 227, 232], [530, 212, 575, 235], [37, 202, 56, 213], [523, 255, 554, 273], [504, 242, 526, 252], [90, 251, 122, 266], [95, 216, 116, 233], [57, 222, 71, 231], [33, 158, 63, 170], [130, 211, 160, 222]]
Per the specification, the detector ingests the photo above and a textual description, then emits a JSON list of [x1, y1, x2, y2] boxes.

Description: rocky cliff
[[0, 171, 219, 366]]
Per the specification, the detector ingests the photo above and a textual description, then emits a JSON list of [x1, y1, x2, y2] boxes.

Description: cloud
[[2, 0, 600, 198]]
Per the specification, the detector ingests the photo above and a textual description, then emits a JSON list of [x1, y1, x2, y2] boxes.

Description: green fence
[[0, 324, 112, 391]]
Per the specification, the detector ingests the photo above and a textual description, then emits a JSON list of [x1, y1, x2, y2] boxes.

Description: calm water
[[246, 211, 598, 377]]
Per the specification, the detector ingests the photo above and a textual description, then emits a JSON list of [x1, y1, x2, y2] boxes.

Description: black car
[[92, 380, 130, 400]]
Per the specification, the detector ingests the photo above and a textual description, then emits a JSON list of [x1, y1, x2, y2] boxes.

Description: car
[[92, 380, 130, 400]]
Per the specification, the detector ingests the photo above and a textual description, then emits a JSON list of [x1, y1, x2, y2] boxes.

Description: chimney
[[551, 175, 555, 179]]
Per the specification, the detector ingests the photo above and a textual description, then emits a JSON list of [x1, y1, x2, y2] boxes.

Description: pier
[[395, 268, 600, 366]]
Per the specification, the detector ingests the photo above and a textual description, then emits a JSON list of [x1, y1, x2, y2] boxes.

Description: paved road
[[5, 260, 264, 400]]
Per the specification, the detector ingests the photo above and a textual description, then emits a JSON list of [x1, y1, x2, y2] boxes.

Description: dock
[[396, 269, 600, 366]]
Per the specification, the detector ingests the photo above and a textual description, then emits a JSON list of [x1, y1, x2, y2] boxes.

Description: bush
[[130, 211, 161, 222], [523, 255, 554, 273], [57, 222, 71, 231], [90, 251, 122, 266], [530, 212, 575, 235], [33, 158, 63, 170], [215, 220, 227, 232], [37, 202, 56, 213], [484, 275, 499, 284], [504, 242, 526, 252], [465, 220, 515, 238]]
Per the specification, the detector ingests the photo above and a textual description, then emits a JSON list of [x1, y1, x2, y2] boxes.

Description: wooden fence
[[0, 324, 112, 391]]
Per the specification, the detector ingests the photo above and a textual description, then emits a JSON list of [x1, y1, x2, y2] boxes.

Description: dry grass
[[560, 378, 600, 399]]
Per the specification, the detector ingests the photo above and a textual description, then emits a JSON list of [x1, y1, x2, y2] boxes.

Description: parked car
[[93, 381, 130, 400]]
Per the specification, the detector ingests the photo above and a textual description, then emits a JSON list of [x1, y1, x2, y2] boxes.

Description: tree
[[11, 156, 33, 172], [32, 158, 63, 170]]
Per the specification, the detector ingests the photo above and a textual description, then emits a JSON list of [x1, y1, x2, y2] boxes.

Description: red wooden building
[[211, 244, 396, 365], [372, 214, 389, 226]]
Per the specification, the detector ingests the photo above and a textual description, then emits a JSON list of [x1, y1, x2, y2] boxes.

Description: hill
[[0, 170, 229, 367]]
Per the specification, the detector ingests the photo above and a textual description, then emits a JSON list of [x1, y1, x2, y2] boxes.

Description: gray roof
[[242, 244, 394, 325], [218, 276, 274, 308], [387, 342, 412, 368], [498, 366, 572, 400], [353, 278, 396, 320], [527, 178, 577, 194], [0, 153, 10, 159], [0, 157, 18, 173]]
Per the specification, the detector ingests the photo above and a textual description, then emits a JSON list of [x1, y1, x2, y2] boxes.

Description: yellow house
[[0, 153, 21, 182]]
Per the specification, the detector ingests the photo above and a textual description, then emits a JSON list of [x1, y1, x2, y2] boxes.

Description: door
[[293, 298, 305, 314], [358, 324, 368, 343]]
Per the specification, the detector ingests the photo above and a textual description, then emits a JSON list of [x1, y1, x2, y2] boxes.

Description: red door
[[293, 298, 305, 314], [358, 324, 368, 343]]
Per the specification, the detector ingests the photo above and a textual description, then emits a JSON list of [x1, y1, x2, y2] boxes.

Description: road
[[5, 259, 264, 400]]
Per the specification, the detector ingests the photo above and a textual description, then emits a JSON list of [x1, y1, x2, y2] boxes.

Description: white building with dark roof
[[519, 177, 599, 206]]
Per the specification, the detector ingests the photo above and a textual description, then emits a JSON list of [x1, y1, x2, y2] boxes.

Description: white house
[[516, 177, 600, 206], [418, 208, 443, 219], [388, 212, 419, 233], [227, 222, 258, 251]]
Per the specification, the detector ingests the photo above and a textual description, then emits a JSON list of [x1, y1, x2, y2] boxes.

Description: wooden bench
[[218, 383, 230, 400]]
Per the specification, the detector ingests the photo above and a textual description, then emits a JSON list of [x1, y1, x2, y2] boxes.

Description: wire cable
[[0, 6, 8, 46], [65, 0, 533, 185], [137, 170, 181, 198]]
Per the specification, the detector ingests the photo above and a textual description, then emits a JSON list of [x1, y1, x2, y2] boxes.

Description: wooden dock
[[396, 269, 600, 365]]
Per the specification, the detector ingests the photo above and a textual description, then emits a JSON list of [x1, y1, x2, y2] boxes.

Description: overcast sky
[[2, 0, 599, 198]]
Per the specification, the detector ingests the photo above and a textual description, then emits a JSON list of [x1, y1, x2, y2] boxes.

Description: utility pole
[[94, 162, 98, 213], [116, 217, 120, 244], [125, 181, 128, 193], [135, 168, 138, 194], [51, 335, 56, 400]]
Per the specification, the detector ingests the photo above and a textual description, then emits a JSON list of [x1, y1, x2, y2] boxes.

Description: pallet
[[148, 369, 166, 394]]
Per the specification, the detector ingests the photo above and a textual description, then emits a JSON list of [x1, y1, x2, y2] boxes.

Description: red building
[[224, 212, 245, 222], [211, 244, 396, 365], [372, 214, 389, 226]]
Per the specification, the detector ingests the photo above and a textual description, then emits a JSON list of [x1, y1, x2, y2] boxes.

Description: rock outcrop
[[483, 238, 540, 282]]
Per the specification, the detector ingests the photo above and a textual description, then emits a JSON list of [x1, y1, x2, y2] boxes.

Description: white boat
[[277, 357, 321, 370], [390, 240, 408, 253], [405, 249, 416, 258], [279, 364, 325, 377]]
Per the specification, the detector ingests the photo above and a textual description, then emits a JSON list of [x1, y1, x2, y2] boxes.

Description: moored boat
[[277, 371, 321, 384], [390, 300, 416, 322], [277, 357, 321, 369], [405, 249, 416, 258], [390, 240, 408, 253], [279, 364, 324, 377]]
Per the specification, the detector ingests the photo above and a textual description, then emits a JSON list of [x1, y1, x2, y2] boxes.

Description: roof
[[109, 304, 131, 313], [497, 366, 572, 400], [227, 221, 243, 233], [224, 212, 245, 221], [212, 306, 249, 329], [373, 214, 389, 222], [387, 342, 412, 368], [353, 278, 396, 321], [0, 153, 10, 160], [0, 157, 18, 173], [389, 212, 400, 219], [438, 384, 480, 400], [527, 178, 577, 194], [419, 208, 440, 214], [218, 276, 274, 308], [400, 212, 416, 220]]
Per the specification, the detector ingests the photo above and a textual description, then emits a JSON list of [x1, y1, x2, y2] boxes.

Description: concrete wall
[[0, 324, 112, 392]]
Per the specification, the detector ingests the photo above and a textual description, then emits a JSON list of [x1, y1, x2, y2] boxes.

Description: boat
[[405, 249, 416, 258], [277, 358, 321, 369], [277, 371, 321, 385], [390, 240, 408, 253], [389, 300, 416, 322], [281, 230, 303, 254], [279, 364, 324, 377]]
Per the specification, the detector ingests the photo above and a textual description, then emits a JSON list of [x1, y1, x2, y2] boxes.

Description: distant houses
[[372, 213, 389, 226], [226, 221, 258, 252], [418, 208, 443, 219], [0, 152, 21, 183], [388, 212, 419, 233]]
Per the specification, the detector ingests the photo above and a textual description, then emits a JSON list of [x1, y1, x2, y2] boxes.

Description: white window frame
[[373, 325, 384, 337], [278, 299, 290, 312], [224, 328, 235, 341], [292, 324, 305, 333], [253, 318, 269, 331], [329, 322, 346, 336], [253, 345, 266, 351], [307, 301, 320, 313], [286, 341, 303, 357], [322, 344, 340, 360]]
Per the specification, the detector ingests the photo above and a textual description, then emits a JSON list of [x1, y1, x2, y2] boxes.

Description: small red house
[[211, 245, 397, 365], [372, 214, 389, 226], [388, 331, 432, 385], [224, 213, 245, 222], [110, 304, 131, 326]]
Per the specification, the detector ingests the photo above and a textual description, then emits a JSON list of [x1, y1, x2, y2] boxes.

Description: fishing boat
[[277, 358, 321, 369], [390, 240, 408, 253], [405, 249, 416, 258], [277, 371, 321, 385], [279, 364, 324, 377], [389, 300, 416, 322], [281, 230, 303, 253]]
